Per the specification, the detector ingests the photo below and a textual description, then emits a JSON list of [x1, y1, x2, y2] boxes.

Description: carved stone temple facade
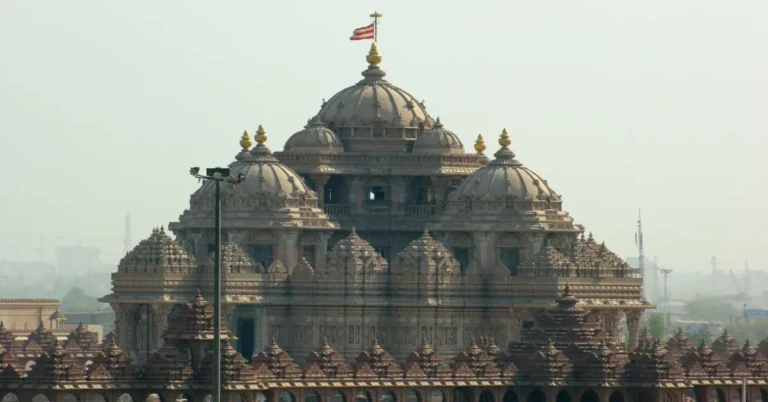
[[2, 290, 767, 402], [100, 42, 652, 366]]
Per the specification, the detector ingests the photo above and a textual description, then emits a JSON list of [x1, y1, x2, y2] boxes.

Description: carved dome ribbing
[[447, 136, 559, 207], [284, 120, 343, 154], [192, 143, 317, 205], [118, 227, 197, 274], [315, 46, 433, 129], [412, 117, 464, 155]]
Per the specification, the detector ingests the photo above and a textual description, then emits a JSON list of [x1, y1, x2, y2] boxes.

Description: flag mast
[[370, 11, 382, 43]]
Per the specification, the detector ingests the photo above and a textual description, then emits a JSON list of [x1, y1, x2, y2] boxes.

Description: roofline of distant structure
[[0, 298, 60, 304]]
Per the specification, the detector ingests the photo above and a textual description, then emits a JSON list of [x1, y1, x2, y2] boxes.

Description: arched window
[[429, 391, 444, 402], [280, 392, 296, 402], [305, 392, 321, 402], [608, 392, 624, 402], [580, 391, 599, 402], [503, 391, 518, 402], [331, 392, 346, 402], [381, 392, 396, 402], [527, 391, 546, 402], [405, 390, 420, 402], [715, 389, 726, 402], [479, 391, 495, 402], [556, 392, 572, 402], [454, 389, 472, 402], [356, 392, 372, 402]]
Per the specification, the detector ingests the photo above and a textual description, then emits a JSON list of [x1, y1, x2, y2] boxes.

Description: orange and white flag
[[350, 23, 374, 41]]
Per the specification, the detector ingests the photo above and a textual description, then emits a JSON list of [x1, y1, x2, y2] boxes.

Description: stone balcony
[[323, 204, 436, 219]]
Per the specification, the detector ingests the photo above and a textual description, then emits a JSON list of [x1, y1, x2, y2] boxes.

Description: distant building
[[55, 245, 112, 274], [0, 299, 62, 333]]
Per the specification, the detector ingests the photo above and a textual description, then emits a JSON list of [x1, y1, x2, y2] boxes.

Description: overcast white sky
[[0, 0, 765, 274]]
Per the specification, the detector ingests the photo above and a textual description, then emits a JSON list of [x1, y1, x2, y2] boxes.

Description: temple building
[[99, 42, 650, 365]]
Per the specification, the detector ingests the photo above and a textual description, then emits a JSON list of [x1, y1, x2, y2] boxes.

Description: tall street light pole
[[189, 167, 245, 402], [659, 267, 673, 336]]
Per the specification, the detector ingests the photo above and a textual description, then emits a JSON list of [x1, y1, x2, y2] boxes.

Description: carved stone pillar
[[314, 231, 332, 272], [151, 303, 173, 349], [188, 233, 205, 260], [626, 309, 643, 349], [222, 304, 237, 328], [350, 178, 364, 213], [601, 310, 624, 344], [310, 174, 330, 207], [135, 304, 151, 364], [109, 303, 127, 348], [471, 231, 497, 272], [389, 177, 406, 215], [524, 232, 547, 256], [430, 177, 449, 215], [277, 230, 300, 272]]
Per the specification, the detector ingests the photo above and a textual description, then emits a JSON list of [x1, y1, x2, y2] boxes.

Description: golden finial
[[499, 128, 511, 148], [474, 134, 486, 153], [366, 42, 382, 66], [254, 124, 267, 145], [239, 130, 252, 151]]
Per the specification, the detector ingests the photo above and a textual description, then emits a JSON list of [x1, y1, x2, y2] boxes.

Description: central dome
[[315, 43, 434, 129]]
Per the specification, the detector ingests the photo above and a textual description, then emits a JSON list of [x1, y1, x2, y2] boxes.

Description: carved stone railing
[[406, 204, 435, 218], [324, 204, 351, 216], [366, 204, 390, 214]]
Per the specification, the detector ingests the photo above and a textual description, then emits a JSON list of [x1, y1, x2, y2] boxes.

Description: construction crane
[[744, 259, 751, 299], [727, 268, 748, 301]]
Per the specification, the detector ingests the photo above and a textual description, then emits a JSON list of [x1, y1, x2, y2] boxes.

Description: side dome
[[191, 126, 318, 205], [117, 227, 197, 275], [283, 120, 343, 154], [447, 129, 561, 208], [412, 117, 464, 155], [325, 228, 388, 273], [394, 229, 460, 274], [316, 43, 434, 129], [176, 127, 337, 231]]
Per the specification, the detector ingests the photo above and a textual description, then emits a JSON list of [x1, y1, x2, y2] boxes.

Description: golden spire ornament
[[366, 42, 382, 66], [499, 128, 511, 148], [239, 130, 252, 151], [254, 124, 267, 145], [474, 134, 486, 153]]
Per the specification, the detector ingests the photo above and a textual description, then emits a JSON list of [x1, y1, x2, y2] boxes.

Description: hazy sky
[[1, 1, 765, 275]]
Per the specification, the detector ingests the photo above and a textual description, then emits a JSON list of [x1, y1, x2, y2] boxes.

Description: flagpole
[[370, 11, 382, 43]]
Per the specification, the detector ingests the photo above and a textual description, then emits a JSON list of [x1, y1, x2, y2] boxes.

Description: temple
[[98, 42, 651, 366], [0, 290, 766, 402]]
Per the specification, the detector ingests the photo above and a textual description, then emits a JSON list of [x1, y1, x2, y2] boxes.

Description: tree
[[684, 297, 741, 318], [725, 320, 768, 344], [689, 326, 713, 345], [644, 312, 666, 339], [60, 287, 104, 312]]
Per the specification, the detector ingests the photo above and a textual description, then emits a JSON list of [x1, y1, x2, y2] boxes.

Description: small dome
[[412, 117, 464, 154], [326, 228, 388, 272], [447, 129, 560, 205], [178, 127, 337, 232], [118, 227, 197, 274], [316, 43, 433, 129], [205, 236, 261, 274], [394, 229, 460, 274], [191, 129, 319, 209], [284, 120, 343, 154]]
